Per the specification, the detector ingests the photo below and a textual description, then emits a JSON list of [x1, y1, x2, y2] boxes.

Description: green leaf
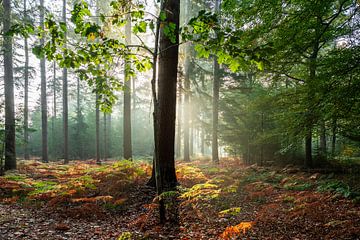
[[32, 45, 45, 58], [159, 11, 167, 21]]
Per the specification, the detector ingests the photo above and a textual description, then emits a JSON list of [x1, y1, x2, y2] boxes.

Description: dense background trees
[[1, 0, 360, 176]]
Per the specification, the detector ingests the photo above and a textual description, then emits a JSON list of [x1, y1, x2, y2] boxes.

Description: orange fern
[[221, 221, 255, 239]]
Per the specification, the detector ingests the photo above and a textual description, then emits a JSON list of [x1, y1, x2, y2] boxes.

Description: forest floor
[[0, 158, 360, 240]]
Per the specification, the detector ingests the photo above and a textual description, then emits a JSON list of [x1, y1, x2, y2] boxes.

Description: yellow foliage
[[87, 32, 96, 41], [219, 207, 241, 217]]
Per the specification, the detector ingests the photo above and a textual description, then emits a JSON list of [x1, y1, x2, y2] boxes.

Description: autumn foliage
[[1, 158, 359, 239]]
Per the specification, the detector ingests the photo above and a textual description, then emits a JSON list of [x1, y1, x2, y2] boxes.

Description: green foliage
[[284, 182, 313, 191], [163, 22, 177, 44], [14, 0, 156, 113], [7, 23, 34, 38], [317, 180, 352, 198], [4, 174, 27, 181], [159, 191, 178, 200], [29, 181, 58, 196]]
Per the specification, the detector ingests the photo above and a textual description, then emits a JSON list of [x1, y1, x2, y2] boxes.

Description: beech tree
[[23, 0, 30, 160], [40, 0, 48, 163], [123, 14, 132, 160], [153, 0, 180, 189], [63, 0, 69, 164], [3, 0, 16, 170]]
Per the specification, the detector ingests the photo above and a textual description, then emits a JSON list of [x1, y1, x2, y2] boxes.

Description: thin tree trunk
[[200, 72, 205, 156], [175, 80, 182, 159], [108, 114, 112, 158], [95, 0, 101, 164], [260, 112, 264, 165], [40, 0, 48, 163], [23, 0, 30, 160], [212, 0, 221, 164], [4, 0, 16, 170], [132, 76, 136, 128], [148, 2, 164, 221], [212, 58, 220, 164], [331, 118, 337, 156], [76, 77, 83, 160], [319, 120, 326, 159], [183, 49, 191, 162], [190, 120, 194, 156], [95, 94, 100, 164], [201, 129, 205, 156], [123, 14, 133, 160], [305, 131, 312, 167], [103, 112, 107, 161], [62, 0, 69, 164], [52, 61, 56, 159]]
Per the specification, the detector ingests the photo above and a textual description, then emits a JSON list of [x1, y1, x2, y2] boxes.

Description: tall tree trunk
[[175, 80, 182, 159], [52, 62, 56, 159], [331, 118, 337, 156], [201, 129, 205, 155], [212, 0, 221, 164], [183, 48, 191, 162], [304, 32, 320, 168], [200, 72, 205, 156], [95, 0, 101, 164], [40, 0, 48, 163], [62, 0, 69, 164], [155, 0, 180, 190], [103, 112, 107, 161], [190, 120, 194, 156], [3, 0, 16, 170], [76, 77, 83, 160], [212, 59, 220, 164], [132, 76, 136, 132], [95, 94, 100, 164], [123, 15, 133, 160], [23, 0, 30, 160], [260, 112, 264, 165], [148, 0, 180, 223], [108, 114, 112, 158], [319, 120, 326, 159]]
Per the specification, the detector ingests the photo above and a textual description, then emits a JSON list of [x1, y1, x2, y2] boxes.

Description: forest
[[1, 0, 360, 239]]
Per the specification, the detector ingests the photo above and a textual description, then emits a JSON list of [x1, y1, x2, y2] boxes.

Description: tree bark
[[212, 0, 221, 164], [23, 0, 30, 160], [200, 72, 205, 156], [108, 114, 112, 158], [103, 112, 107, 161], [183, 49, 191, 162], [175, 80, 182, 159], [40, 0, 48, 163], [123, 15, 133, 160], [201, 129, 205, 156], [155, 0, 180, 189], [52, 62, 56, 159], [96, 94, 100, 164], [319, 120, 327, 159], [4, 0, 16, 170], [304, 30, 320, 168], [76, 77, 83, 160], [331, 118, 337, 156], [63, 0, 69, 164], [212, 59, 220, 164]]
